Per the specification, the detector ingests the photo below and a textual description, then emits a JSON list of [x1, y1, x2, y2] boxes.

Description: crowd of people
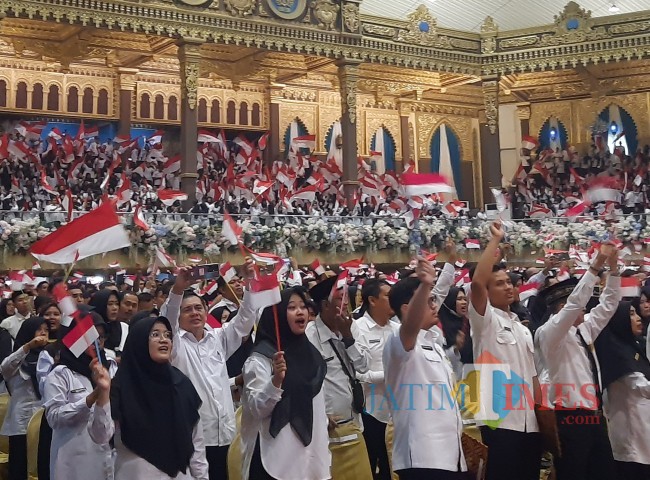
[[0, 227, 648, 480], [4, 120, 650, 226]]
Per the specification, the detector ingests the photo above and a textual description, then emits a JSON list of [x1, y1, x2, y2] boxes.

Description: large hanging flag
[[401, 173, 454, 196], [327, 121, 343, 168], [30, 202, 131, 264], [435, 124, 456, 192]]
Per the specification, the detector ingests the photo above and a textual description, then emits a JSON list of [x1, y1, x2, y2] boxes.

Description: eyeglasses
[[149, 330, 173, 341]]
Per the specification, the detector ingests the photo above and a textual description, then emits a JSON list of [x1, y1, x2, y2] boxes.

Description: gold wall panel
[[416, 112, 474, 164], [279, 101, 318, 151], [317, 105, 341, 152], [363, 109, 402, 160]]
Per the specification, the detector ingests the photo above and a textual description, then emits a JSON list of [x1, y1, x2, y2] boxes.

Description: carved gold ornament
[[482, 80, 498, 134], [342, 3, 359, 33], [480, 16, 498, 55], [224, 0, 256, 17], [397, 5, 451, 49], [266, 0, 308, 20], [182, 62, 199, 110], [338, 62, 359, 125], [311, 0, 339, 31]]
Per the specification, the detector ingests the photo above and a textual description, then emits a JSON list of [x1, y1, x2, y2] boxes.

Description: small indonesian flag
[[53, 283, 78, 317], [421, 250, 437, 264], [221, 212, 243, 246], [158, 189, 188, 206], [465, 239, 481, 249], [339, 258, 364, 275], [202, 280, 220, 297], [148, 130, 164, 144], [455, 269, 471, 287], [329, 271, 349, 302], [108, 261, 121, 269], [518, 282, 541, 303], [133, 204, 150, 231], [258, 132, 269, 151], [188, 255, 203, 264], [620, 277, 641, 298], [522, 135, 538, 151], [310, 259, 325, 276], [162, 155, 181, 175], [155, 246, 176, 269], [291, 134, 316, 150], [32, 261, 41, 270], [62, 312, 99, 358], [73, 271, 85, 279], [197, 129, 220, 143], [249, 273, 281, 310], [30, 202, 131, 265], [219, 262, 237, 283], [565, 201, 588, 221], [529, 204, 551, 219], [401, 173, 454, 196], [556, 268, 571, 282]]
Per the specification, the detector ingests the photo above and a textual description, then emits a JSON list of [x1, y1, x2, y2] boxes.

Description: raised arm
[[400, 256, 436, 352], [221, 258, 258, 359], [469, 221, 505, 316], [582, 248, 622, 340], [432, 239, 458, 306], [242, 353, 285, 420]]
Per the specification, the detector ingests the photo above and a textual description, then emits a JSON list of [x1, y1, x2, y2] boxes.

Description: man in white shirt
[[383, 258, 467, 480], [535, 244, 620, 480], [355, 278, 398, 480], [469, 221, 541, 480], [161, 262, 256, 480], [0, 291, 33, 339], [306, 275, 373, 480]]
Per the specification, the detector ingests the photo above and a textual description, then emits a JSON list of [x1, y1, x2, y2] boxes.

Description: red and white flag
[[197, 129, 220, 143], [133, 204, 150, 231], [40, 169, 58, 195], [339, 258, 364, 275], [62, 312, 99, 358], [158, 189, 188, 206], [219, 262, 237, 283], [84, 126, 99, 139], [521, 135, 538, 151], [202, 280, 220, 297], [564, 201, 588, 221], [221, 212, 242, 246], [155, 246, 176, 269], [52, 283, 78, 321], [529, 204, 552, 219], [292, 134, 316, 150], [162, 155, 181, 175], [465, 239, 481, 249], [188, 255, 202, 264], [310, 259, 325, 276], [233, 135, 254, 156], [30, 202, 131, 264], [401, 173, 454, 196], [249, 273, 281, 310], [329, 271, 349, 302], [584, 177, 622, 204], [620, 277, 641, 298], [258, 132, 270, 151], [289, 183, 319, 202], [148, 130, 164, 144], [518, 282, 541, 303], [61, 189, 73, 223]]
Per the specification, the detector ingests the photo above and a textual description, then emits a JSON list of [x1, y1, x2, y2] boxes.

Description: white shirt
[[240, 352, 331, 480], [355, 313, 400, 423], [432, 262, 456, 306], [468, 300, 539, 432], [604, 372, 650, 464], [0, 348, 42, 436], [382, 329, 467, 473], [43, 365, 115, 480], [161, 290, 257, 446], [305, 317, 369, 428], [536, 272, 621, 410], [0, 311, 30, 339], [113, 424, 209, 479]]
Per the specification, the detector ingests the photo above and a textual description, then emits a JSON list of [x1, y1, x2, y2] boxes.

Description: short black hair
[[154, 284, 171, 297], [137, 292, 154, 303], [388, 277, 421, 320], [361, 279, 389, 308]]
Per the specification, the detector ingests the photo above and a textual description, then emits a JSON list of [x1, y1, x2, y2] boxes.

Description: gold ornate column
[[517, 104, 531, 138], [117, 68, 138, 137], [177, 38, 203, 206], [397, 101, 410, 172], [480, 75, 502, 205], [336, 58, 361, 206]]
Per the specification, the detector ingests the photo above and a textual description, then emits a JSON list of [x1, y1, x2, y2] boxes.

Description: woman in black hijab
[[89, 289, 126, 358], [438, 286, 473, 364], [0, 317, 48, 480], [108, 316, 206, 479], [241, 287, 328, 480], [595, 301, 650, 478]]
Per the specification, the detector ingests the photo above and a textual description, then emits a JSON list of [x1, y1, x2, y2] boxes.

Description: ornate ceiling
[[361, 0, 650, 33]]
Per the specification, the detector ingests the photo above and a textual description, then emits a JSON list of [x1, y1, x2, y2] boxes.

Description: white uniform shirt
[[604, 372, 650, 464], [536, 272, 621, 409], [468, 301, 539, 432], [0, 311, 30, 339], [43, 365, 115, 480], [240, 352, 331, 480], [305, 317, 369, 428], [113, 424, 209, 480], [0, 348, 42, 436], [355, 313, 400, 423], [161, 290, 257, 446], [432, 262, 456, 306], [383, 329, 467, 473]]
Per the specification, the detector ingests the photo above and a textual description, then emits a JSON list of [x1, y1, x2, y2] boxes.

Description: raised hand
[[272, 351, 287, 388], [172, 266, 194, 295], [489, 221, 505, 241], [415, 255, 437, 286]]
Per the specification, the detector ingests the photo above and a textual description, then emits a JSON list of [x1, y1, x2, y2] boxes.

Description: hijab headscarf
[[110, 317, 201, 478], [14, 316, 47, 399], [57, 311, 109, 382], [595, 301, 650, 389], [252, 287, 326, 447], [89, 289, 121, 350], [438, 287, 473, 363]]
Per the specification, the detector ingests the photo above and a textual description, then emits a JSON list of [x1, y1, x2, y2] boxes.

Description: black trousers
[[362, 412, 391, 480], [397, 468, 471, 480], [8, 434, 27, 480], [249, 436, 276, 480], [205, 444, 229, 480], [616, 461, 650, 480], [554, 409, 617, 480], [479, 427, 541, 480], [38, 415, 52, 480]]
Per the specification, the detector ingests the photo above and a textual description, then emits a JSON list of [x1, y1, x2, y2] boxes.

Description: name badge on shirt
[[324, 356, 334, 362], [369, 339, 381, 344], [421, 345, 434, 351]]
